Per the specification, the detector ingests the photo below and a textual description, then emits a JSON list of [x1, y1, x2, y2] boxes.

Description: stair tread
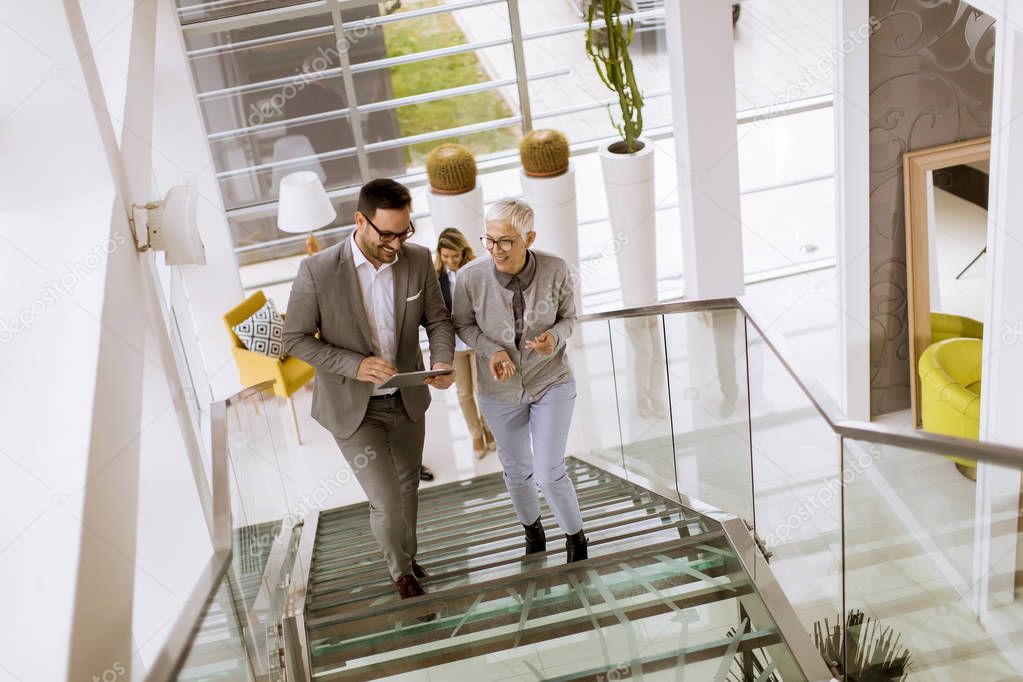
[[300, 458, 765, 680]]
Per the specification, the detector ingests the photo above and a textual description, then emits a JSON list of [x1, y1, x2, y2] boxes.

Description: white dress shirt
[[448, 269, 470, 352], [351, 234, 398, 395]]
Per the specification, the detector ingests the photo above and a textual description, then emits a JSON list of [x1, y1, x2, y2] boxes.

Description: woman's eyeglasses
[[480, 235, 519, 253], [364, 213, 415, 243]]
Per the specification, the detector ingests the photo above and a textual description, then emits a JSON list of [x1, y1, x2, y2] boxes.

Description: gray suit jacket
[[453, 249, 576, 404], [282, 238, 455, 439]]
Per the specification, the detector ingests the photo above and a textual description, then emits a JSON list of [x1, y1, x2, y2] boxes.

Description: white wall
[[0, 0, 240, 678]]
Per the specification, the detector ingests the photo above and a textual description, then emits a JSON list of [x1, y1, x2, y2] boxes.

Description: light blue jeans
[[477, 379, 584, 535]]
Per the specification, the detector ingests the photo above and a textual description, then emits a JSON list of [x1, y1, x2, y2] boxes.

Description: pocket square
[[406, 289, 422, 302]]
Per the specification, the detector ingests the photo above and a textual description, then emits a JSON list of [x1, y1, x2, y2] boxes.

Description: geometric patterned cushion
[[232, 299, 285, 359]]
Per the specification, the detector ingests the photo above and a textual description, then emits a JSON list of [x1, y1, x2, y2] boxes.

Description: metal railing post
[[327, 0, 372, 181], [506, 0, 533, 133]]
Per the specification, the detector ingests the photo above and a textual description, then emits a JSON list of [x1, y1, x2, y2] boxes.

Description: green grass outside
[[382, 0, 520, 165]]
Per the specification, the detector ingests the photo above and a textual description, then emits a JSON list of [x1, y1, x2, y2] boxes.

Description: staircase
[[300, 459, 813, 680]]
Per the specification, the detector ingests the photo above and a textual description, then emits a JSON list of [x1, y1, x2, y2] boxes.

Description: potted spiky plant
[[425, 143, 485, 254], [586, 0, 656, 309], [518, 129, 579, 276]]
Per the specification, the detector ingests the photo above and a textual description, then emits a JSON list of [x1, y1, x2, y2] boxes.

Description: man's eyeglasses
[[480, 235, 520, 253], [363, 213, 415, 244]]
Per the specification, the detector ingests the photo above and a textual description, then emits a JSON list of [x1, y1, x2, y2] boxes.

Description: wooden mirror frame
[[903, 136, 990, 427]]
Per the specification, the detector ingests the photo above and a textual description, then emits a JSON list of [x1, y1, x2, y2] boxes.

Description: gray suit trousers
[[334, 393, 425, 580]]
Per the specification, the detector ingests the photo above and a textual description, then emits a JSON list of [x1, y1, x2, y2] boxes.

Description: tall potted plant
[[587, 0, 656, 309], [588, 0, 662, 419], [424, 143, 484, 255]]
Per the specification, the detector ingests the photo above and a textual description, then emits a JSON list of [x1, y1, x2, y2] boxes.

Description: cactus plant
[[426, 143, 477, 194], [519, 129, 570, 177], [585, 0, 644, 154]]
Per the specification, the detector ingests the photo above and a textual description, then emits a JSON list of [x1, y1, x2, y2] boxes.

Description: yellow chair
[[918, 337, 981, 479], [224, 291, 315, 444], [930, 312, 983, 343]]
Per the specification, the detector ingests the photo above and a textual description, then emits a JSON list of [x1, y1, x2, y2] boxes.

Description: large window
[[177, 0, 835, 266]]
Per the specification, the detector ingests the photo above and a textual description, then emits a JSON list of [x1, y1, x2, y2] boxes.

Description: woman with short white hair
[[452, 198, 588, 562]]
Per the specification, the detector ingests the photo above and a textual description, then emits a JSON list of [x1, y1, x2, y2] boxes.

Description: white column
[[834, 0, 872, 421], [664, 0, 744, 300], [975, 0, 1023, 615]]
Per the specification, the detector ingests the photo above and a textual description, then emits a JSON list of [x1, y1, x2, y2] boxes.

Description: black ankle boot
[[523, 516, 546, 555], [566, 530, 588, 563]]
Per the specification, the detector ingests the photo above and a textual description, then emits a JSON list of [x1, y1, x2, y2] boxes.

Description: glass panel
[[737, 106, 835, 278], [367, 121, 522, 176], [208, 110, 358, 191], [176, 575, 255, 681], [220, 388, 308, 679], [218, 144, 359, 210], [841, 437, 1023, 680], [228, 197, 353, 265], [745, 320, 841, 633], [733, 0, 834, 111], [186, 16, 337, 92], [663, 309, 753, 523], [573, 319, 626, 473], [344, 1, 512, 79], [607, 315, 677, 501]]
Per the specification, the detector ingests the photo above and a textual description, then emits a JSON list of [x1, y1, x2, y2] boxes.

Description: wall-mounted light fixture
[[129, 185, 206, 265]]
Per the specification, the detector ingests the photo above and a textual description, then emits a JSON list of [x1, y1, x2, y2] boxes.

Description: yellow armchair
[[930, 312, 983, 343], [918, 337, 981, 479], [224, 291, 315, 443]]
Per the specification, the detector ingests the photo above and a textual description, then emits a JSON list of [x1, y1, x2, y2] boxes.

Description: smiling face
[[485, 219, 535, 274], [354, 205, 412, 267], [439, 247, 464, 272]]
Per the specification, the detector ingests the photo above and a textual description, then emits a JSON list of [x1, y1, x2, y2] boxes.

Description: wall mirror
[[903, 137, 990, 428]]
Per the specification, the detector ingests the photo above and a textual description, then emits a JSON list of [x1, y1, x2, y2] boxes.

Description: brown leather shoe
[[394, 573, 425, 599], [411, 560, 430, 580], [472, 436, 486, 458], [394, 573, 436, 622]]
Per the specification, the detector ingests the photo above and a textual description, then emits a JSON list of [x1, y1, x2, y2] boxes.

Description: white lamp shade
[[277, 171, 337, 233]]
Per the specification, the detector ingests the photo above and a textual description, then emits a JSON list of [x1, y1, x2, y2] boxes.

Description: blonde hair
[[434, 227, 476, 275], [485, 198, 534, 237]]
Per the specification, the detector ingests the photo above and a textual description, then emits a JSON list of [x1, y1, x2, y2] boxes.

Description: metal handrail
[[582, 297, 1023, 468]]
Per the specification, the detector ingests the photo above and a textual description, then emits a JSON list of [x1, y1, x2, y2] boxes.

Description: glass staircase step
[[300, 459, 810, 681], [311, 481, 634, 559], [306, 507, 706, 615], [315, 468, 615, 533], [308, 495, 700, 593], [308, 535, 765, 679]]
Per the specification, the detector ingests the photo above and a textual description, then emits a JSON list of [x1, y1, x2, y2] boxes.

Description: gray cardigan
[[452, 250, 577, 403]]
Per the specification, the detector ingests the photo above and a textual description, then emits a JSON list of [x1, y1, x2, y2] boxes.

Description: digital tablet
[[377, 368, 454, 389]]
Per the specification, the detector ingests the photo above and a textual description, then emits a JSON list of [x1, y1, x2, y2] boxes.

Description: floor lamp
[[277, 171, 337, 256]]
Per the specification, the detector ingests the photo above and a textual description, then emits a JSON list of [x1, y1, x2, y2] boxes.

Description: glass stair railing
[[301, 458, 818, 681], [156, 296, 1023, 681]]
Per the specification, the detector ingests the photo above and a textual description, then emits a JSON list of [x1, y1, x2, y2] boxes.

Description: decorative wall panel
[[868, 0, 994, 415]]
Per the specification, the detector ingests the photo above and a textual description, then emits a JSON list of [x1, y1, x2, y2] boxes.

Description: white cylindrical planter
[[521, 164, 581, 322], [426, 183, 485, 256], [599, 140, 656, 307], [521, 164, 579, 267]]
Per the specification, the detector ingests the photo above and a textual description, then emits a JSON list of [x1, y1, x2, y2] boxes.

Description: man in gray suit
[[283, 178, 455, 601]]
